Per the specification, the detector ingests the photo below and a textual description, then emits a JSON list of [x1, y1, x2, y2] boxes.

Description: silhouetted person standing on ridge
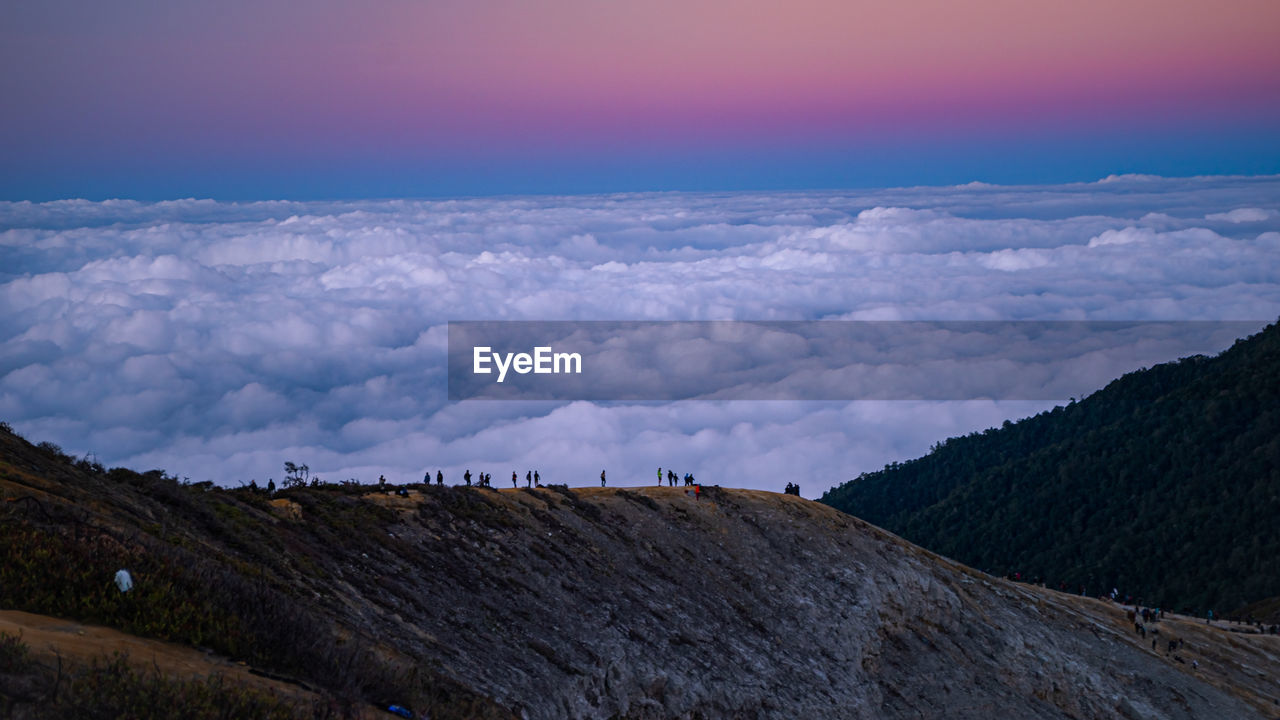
[[437, 470, 443, 486], [526, 470, 532, 488], [534, 470, 540, 486], [464, 469, 471, 486], [657, 467, 662, 486], [601, 469, 606, 487]]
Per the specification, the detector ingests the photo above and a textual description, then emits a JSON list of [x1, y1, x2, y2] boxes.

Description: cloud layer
[[2, 175, 1278, 494]]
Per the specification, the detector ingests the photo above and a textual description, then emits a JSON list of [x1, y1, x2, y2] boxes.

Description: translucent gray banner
[[446, 320, 1266, 401]]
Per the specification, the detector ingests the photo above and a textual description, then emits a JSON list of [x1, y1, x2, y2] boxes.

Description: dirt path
[[1015, 588, 1280, 717]]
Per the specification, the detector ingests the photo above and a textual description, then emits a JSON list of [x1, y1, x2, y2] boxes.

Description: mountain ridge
[[821, 320, 1280, 617], [4, 425, 1280, 718]]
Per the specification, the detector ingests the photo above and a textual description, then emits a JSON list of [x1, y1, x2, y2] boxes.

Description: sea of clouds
[[2, 174, 1278, 494]]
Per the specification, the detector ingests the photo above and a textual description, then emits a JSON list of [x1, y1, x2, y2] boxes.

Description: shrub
[[35, 441, 71, 463], [0, 631, 29, 672]]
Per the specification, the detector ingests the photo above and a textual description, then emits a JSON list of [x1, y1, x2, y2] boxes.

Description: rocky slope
[[3, 429, 1279, 718], [342, 485, 1280, 719]]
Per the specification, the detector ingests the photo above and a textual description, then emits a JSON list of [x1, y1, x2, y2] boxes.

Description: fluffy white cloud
[[2, 176, 1278, 495], [1205, 207, 1276, 223]]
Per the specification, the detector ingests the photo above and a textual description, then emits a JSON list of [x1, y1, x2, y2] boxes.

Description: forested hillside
[[821, 320, 1280, 618]]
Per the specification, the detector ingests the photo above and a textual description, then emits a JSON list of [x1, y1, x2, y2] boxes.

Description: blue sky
[[3, 0, 1280, 200]]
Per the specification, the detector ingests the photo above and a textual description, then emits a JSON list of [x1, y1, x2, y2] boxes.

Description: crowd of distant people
[[401, 466, 718, 494], [302, 466, 820, 503], [654, 467, 700, 488], [430, 468, 545, 488], [370, 465, 725, 499]]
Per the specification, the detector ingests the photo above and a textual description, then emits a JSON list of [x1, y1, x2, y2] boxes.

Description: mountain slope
[[3, 426, 1279, 718], [820, 320, 1280, 617]]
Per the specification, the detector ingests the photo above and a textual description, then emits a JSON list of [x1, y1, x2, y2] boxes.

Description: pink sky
[[3, 0, 1279, 197]]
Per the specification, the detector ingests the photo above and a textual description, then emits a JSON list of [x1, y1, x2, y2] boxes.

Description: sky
[[3, 0, 1280, 198], [2, 3, 1279, 495], [2, 176, 1278, 493]]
